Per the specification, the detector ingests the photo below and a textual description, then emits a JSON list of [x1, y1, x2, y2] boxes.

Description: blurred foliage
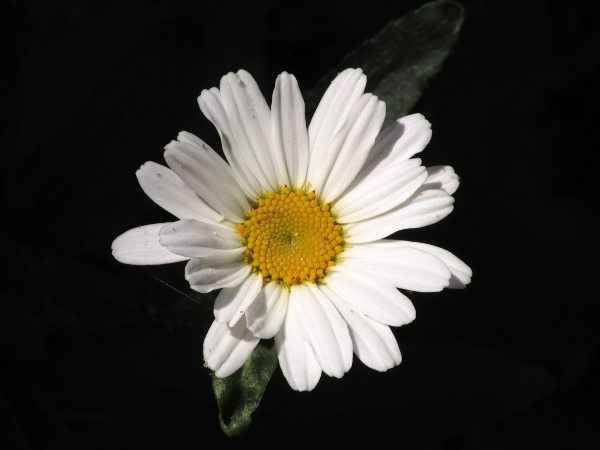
[[304, 0, 464, 126], [212, 341, 278, 436]]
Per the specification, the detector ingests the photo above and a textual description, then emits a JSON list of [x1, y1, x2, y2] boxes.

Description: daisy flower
[[112, 68, 471, 391]]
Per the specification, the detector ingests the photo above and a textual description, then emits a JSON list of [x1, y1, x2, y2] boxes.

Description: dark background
[[1, 0, 599, 448]]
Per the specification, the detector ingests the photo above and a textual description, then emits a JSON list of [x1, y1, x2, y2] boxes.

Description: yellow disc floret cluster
[[237, 187, 344, 286]]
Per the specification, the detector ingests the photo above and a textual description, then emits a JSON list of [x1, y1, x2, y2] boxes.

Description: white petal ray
[[220, 71, 277, 191], [164, 140, 249, 223], [112, 223, 189, 265], [324, 271, 416, 326], [246, 281, 289, 339], [198, 88, 261, 198], [185, 259, 250, 293], [306, 283, 353, 372], [175, 130, 205, 148], [335, 158, 422, 212], [176, 131, 234, 175], [334, 160, 427, 223], [307, 68, 366, 187], [271, 72, 309, 190], [358, 114, 432, 183], [365, 240, 472, 288], [214, 271, 263, 327], [341, 245, 451, 292], [158, 220, 244, 260], [288, 285, 346, 378], [136, 162, 225, 223], [275, 301, 322, 391], [319, 284, 401, 371], [345, 189, 455, 244], [418, 165, 460, 195], [203, 319, 260, 378], [318, 94, 386, 202]]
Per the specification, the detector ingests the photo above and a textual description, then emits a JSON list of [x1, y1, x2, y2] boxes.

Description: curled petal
[[185, 259, 250, 293], [246, 281, 289, 339], [418, 165, 460, 195], [112, 223, 188, 265], [324, 271, 415, 327], [214, 272, 263, 327], [319, 284, 401, 371], [136, 161, 224, 223], [204, 319, 260, 378]]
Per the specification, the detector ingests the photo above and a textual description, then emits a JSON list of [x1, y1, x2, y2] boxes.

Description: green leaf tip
[[304, 0, 465, 126], [212, 340, 278, 437]]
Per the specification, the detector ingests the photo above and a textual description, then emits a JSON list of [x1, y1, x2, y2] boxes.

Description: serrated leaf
[[304, 0, 464, 126], [212, 340, 278, 437]]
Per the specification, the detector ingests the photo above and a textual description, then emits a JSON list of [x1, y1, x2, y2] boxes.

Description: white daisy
[[112, 68, 471, 391]]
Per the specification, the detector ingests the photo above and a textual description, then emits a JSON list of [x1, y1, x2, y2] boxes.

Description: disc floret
[[237, 187, 343, 286]]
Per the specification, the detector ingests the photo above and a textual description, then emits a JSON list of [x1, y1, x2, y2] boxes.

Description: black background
[[1, 0, 599, 448]]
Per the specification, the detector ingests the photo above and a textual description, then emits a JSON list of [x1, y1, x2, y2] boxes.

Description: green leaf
[[304, 0, 464, 126], [212, 340, 278, 437]]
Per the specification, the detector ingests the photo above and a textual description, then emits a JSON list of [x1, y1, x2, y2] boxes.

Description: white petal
[[214, 271, 263, 327], [319, 284, 401, 371], [164, 140, 249, 223], [345, 189, 455, 244], [203, 319, 260, 378], [271, 72, 309, 190], [341, 245, 451, 292], [287, 285, 347, 378], [198, 88, 261, 198], [158, 219, 244, 260], [176, 131, 234, 175], [246, 281, 289, 339], [185, 259, 250, 293], [220, 71, 277, 191], [275, 302, 321, 391], [359, 114, 432, 182], [324, 271, 415, 326], [112, 223, 188, 265], [366, 240, 472, 288], [136, 161, 225, 223], [307, 68, 366, 187], [334, 159, 427, 223], [306, 283, 353, 372], [419, 165, 460, 195], [318, 94, 386, 202]]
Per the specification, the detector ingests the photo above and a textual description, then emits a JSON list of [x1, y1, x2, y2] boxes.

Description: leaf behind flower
[[304, 0, 464, 126]]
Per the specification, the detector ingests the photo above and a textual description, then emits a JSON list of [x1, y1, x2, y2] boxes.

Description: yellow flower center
[[237, 187, 344, 286]]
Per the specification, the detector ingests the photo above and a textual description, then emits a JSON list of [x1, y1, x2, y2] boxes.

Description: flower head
[[112, 68, 472, 391]]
